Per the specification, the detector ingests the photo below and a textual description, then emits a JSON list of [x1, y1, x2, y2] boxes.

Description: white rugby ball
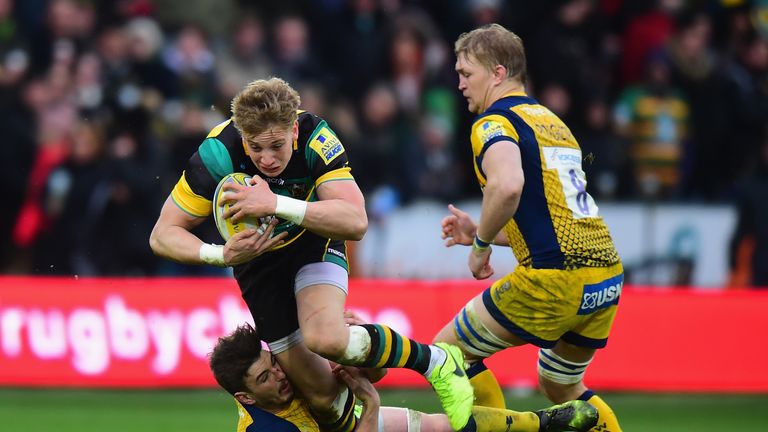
[[212, 172, 273, 241]]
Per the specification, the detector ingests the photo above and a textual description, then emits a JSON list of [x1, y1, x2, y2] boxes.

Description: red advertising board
[[0, 277, 766, 391]]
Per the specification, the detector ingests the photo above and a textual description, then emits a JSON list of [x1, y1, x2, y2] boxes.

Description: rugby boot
[[536, 400, 599, 432], [427, 343, 474, 430]]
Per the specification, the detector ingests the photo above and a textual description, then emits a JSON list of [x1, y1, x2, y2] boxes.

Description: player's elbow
[[348, 216, 367, 241], [148, 225, 164, 256], [488, 177, 523, 202]]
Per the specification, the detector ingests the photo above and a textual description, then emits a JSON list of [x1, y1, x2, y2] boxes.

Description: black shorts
[[233, 231, 348, 343]]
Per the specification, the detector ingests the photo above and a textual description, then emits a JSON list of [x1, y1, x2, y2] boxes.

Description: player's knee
[[305, 391, 341, 418], [537, 348, 590, 403], [539, 375, 585, 403], [303, 328, 348, 360]]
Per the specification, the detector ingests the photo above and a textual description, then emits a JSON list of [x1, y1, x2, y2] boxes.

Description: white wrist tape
[[199, 243, 225, 266], [275, 195, 307, 225]]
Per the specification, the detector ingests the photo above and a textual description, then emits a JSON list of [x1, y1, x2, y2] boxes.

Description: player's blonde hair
[[454, 23, 527, 84], [231, 77, 301, 135]]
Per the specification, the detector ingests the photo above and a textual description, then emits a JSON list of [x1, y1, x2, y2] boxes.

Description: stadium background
[[1, 0, 767, 430]]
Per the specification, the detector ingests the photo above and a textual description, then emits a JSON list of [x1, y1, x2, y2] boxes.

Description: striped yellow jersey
[[470, 92, 620, 270], [236, 398, 318, 432]]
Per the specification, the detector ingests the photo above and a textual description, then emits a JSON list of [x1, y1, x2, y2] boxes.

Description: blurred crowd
[[0, 0, 766, 277]]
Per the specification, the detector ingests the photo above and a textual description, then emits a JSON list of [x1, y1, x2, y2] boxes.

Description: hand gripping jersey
[[170, 110, 354, 250], [470, 93, 620, 270]]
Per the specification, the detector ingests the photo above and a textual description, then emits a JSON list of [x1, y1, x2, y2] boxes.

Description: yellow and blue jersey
[[170, 111, 354, 251], [236, 398, 319, 432], [470, 92, 620, 270]]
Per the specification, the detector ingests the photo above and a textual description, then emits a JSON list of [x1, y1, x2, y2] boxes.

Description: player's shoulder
[[205, 118, 242, 145], [237, 401, 302, 432]]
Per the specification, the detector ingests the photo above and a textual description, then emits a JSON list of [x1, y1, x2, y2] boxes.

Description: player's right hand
[[223, 218, 286, 266], [441, 204, 477, 247]]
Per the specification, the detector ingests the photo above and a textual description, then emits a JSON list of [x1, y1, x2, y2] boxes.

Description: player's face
[[240, 351, 294, 411], [456, 52, 493, 114], [243, 121, 298, 177]]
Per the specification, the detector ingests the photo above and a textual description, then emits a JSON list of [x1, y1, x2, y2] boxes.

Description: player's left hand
[[333, 365, 381, 408], [223, 218, 287, 266], [343, 309, 367, 326], [220, 176, 277, 223], [469, 246, 494, 280]]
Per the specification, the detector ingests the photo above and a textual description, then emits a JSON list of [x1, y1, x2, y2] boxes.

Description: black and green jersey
[[170, 110, 354, 247]]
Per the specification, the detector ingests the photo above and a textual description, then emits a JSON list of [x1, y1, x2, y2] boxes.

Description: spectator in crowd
[[214, 13, 272, 106], [161, 23, 217, 106], [613, 51, 689, 199]]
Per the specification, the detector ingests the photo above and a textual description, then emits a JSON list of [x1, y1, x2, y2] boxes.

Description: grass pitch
[[0, 388, 766, 431]]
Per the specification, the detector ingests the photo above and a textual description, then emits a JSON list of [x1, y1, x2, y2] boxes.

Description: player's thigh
[[294, 262, 349, 357], [471, 294, 529, 347], [275, 342, 339, 407], [435, 291, 527, 363], [296, 282, 348, 336]]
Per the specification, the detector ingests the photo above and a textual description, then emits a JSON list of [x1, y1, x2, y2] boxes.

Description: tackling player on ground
[[209, 321, 599, 432], [436, 24, 624, 432]]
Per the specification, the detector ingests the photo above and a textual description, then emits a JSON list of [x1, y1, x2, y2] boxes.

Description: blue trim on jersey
[[538, 360, 584, 375], [482, 97, 565, 269], [241, 402, 302, 432], [539, 349, 583, 370], [453, 315, 483, 354], [482, 289, 556, 348], [561, 331, 608, 349], [460, 308, 507, 350]]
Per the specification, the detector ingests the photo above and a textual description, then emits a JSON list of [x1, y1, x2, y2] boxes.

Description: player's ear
[[235, 391, 257, 405], [292, 120, 299, 140], [493, 64, 507, 84]]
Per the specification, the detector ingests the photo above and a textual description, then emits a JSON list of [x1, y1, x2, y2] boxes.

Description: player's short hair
[[454, 23, 527, 84], [231, 77, 301, 136], [209, 323, 263, 395]]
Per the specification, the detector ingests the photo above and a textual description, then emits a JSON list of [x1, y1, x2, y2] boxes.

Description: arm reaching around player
[[334, 366, 380, 432]]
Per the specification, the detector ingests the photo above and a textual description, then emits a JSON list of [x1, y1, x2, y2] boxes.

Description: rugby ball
[[212, 173, 273, 241]]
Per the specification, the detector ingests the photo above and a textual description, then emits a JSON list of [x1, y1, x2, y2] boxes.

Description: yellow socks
[[579, 390, 621, 432], [466, 361, 506, 409], [465, 406, 541, 432]]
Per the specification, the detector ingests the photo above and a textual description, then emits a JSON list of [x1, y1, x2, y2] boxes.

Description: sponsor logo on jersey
[[326, 248, 346, 260], [264, 177, 286, 186], [578, 274, 623, 315], [309, 128, 344, 164], [288, 183, 308, 199], [479, 120, 504, 144]]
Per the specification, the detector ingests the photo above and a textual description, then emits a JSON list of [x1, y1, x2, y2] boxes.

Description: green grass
[[1, 388, 767, 431]]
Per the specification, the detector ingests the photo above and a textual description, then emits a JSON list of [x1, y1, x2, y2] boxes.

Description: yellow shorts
[[482, 263, 623, 349]]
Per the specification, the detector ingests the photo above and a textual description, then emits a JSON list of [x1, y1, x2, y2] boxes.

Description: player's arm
[[476, 140, 523, 245], [468, 140, 523, 279], [335, 367, 380, 432], [299, 179, 368, 240], [149, 196, 210, 264], [150, 196, 285, 267]]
